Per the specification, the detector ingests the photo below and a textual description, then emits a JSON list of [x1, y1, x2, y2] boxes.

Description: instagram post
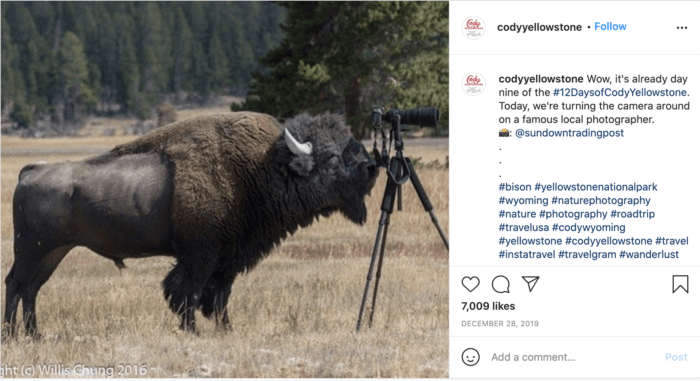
[[1, 2, 448, 378], [2, 1, 699, 380]]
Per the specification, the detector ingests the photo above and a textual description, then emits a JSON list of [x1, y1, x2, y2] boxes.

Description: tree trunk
[[345, 75, 364, 140]]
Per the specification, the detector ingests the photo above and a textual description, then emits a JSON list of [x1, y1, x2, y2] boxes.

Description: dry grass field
[[0, 108, 448, 378]]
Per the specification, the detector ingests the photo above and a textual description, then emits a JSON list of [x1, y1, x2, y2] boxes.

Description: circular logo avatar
[[462, 73, 485, 96], [462, 16, 485, 40]]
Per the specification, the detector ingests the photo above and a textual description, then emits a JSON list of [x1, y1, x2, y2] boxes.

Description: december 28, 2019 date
[[461, 320, 540, 328]]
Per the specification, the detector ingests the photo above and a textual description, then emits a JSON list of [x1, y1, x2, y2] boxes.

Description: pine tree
[[208, 32, 229, 93], [93, 7, 118, 106], [241, 2, 449, 138], [57, 31, 96, 122], [190, 41, 210, 96], [27, 2, 56, 41], [225, 13, 255, 93], [113, 7, 141, 117], [1, 9, 25, 109], [5, 3, 36, 109], [184, 2, 210, 97], [135, 2, 170, 93], [171, 6, 193, 94]]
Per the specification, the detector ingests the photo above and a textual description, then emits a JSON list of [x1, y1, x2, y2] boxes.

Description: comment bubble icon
[[492, 275, 510, 293]]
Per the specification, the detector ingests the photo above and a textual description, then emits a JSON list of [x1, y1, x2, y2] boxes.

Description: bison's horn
[[284, 129, 313, 155]]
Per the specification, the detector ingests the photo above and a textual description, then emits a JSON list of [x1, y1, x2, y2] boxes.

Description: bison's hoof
[[172, 327, 200, 336], [216, 323, 232, 332], [1, 326, 17, 342]]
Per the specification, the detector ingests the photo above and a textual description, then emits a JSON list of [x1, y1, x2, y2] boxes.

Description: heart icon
[[462, 276, 480, 292]]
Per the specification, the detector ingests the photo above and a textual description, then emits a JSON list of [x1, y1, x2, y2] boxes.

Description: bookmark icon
[[672, 275, 689, 293]]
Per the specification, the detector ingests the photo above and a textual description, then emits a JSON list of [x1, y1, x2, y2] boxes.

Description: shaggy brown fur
[[113, 112, 280, 243]]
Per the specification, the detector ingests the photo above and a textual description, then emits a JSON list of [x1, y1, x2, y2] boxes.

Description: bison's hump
[[91, 112, 284, 241], [111, 112, 282, 158]]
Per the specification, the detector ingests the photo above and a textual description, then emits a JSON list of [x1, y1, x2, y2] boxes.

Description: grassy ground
[[0, 109, 448, 377]]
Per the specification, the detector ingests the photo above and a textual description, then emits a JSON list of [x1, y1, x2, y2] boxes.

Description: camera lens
[[397, 107, 439, 127]]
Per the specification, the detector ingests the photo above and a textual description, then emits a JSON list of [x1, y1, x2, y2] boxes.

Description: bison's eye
[[327, 156, 340, 166], [342, 140, 366, 165], [317, 152, 340, 165]]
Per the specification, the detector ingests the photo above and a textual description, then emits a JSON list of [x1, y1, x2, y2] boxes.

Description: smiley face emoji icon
[[462, 348, 480, 366]]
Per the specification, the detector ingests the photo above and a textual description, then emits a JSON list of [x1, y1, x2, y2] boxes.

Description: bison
[[3, 112, 378, 338]]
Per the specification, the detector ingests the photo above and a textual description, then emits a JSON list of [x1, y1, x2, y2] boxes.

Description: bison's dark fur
[[3, 112, 378, 337]]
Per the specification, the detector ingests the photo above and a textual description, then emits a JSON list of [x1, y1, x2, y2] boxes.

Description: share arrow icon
[[522, 276, 540, 292]]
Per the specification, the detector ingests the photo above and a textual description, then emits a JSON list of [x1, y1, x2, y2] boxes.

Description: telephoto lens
[[396, 107, 439, 127]]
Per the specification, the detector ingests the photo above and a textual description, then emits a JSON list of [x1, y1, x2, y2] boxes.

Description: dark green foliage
[[10, 101, 35, 128], [208, 33, 229, 93], [170, 7, 193, 94], [2, 8, 24, 109], [1, 1, 286, 127], [240, 2, 449, 138], [51, 30, 96, 124]]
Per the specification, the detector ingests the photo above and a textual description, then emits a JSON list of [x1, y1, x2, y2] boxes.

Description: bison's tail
[[13, 163, 43, 242]]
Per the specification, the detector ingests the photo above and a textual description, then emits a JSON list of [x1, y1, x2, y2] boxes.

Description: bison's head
[[276, 113, 378, 225]]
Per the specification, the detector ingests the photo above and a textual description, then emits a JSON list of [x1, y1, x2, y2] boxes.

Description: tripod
[[356, 111, 449, 331]]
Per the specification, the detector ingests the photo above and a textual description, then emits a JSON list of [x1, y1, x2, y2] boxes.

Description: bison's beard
[[340, 170, 377, 225], [341, 196, 369, 225], [337, 159, 378, 225]]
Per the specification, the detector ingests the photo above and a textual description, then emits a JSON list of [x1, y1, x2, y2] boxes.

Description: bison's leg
[[163, 237, 219, 333], [20, 245, 72, 339], [3, 267, 21, 339], [200, 265, 238, 331], [163, 263, 195, 332], [3, 239, 35, 339], [3, 243, 72, 340]]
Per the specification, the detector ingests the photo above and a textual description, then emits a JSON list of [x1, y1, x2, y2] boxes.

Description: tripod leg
[[397, 185, 403, 211], [368, 213, 391, 328], [357, 158, 400, 332], [428, 210, 449, 250], [406, 159, 449, 250], [356, 211, 388, 331]]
